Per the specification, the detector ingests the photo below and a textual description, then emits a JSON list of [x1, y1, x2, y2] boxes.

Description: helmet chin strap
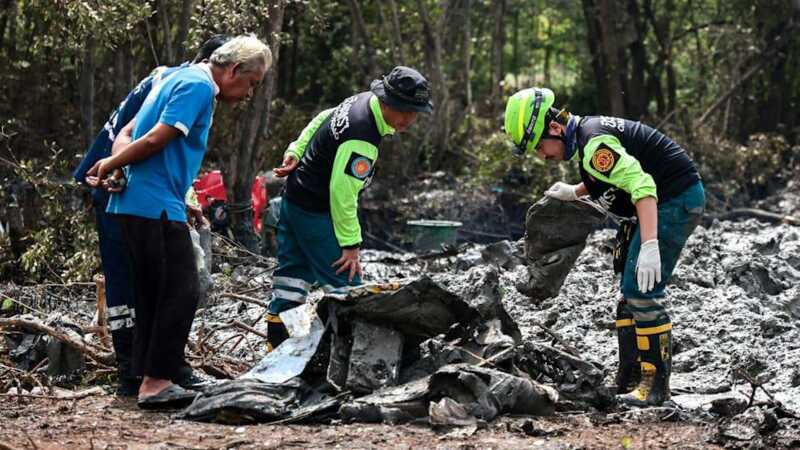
[[542, 117, 578, 160]]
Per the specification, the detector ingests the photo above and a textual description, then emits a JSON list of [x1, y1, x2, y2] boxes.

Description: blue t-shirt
[[72, 65, 186, 194], [107, 65, 216, 222]]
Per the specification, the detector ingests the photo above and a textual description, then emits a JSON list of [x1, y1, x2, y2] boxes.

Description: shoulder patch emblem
[[590, 146, 620, 175], [345, 153, 375, 180]]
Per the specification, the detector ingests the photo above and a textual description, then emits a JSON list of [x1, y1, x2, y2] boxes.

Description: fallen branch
[[0, 386, 105, 401], [219, 292, 269, 308], [715, 208, 800, 226], [532, 321, 581, 357], [0, 317, 114, 366], [477, 346, 516, 367], [735, 368, 780, 407], [232, 320, 268, 339]]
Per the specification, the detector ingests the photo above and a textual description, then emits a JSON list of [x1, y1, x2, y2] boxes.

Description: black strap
[[514, 90, 543, 155]]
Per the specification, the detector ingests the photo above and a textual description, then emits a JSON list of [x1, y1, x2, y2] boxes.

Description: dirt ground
[[0, 393, 723, 450]]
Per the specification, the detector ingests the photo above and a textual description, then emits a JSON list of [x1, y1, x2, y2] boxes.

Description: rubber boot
[[618, 324, 672, 406], [110, 328, 141, 396], [615, 299, 641, 394], [265, 313, 289, 352]]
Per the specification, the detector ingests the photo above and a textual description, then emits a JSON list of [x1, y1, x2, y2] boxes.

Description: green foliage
[[462, 116, 579, 203], [0, 123, 98, 283], [30, 0, 151, 52], [692, 132, 800, 205]]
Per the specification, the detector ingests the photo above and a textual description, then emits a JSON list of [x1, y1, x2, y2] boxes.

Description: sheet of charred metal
[[178, 378, 311, 424], [480, 240, 525, 270], [517, 197, 605, 300], [436, 267, 522, 343], [242, 303, 326, 384], [329, 276, 478, 338], [326, 319, 352, 391], [8, 332, 47, 371], [428, 364, 557, 421], [399, 338, 474, 383], [339, 376, 432, 424], [512, 342, 613, 409], [429, 397, 481, 428], [715, 406, 779, 447], [345, 320, 404, 394], [46, 337, 86, 377]]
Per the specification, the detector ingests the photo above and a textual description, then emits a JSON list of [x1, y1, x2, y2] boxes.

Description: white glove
[[544, 182, 579, 201], [636, 239, 662, 293]]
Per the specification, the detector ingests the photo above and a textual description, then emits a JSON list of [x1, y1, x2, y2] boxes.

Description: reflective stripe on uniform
[[107, 305, 131, 317], [272, 288, 306, 302], [273, 276, 311, 292], [636, 323, 673, 336], [615, 318, 634, 328], [321, 284, 352, 294]]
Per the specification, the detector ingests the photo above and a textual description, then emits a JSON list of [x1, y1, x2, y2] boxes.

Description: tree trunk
[[79, 35, 96, 149], [463, 0, 473, 110], [543, 19, 552, 85], [415, 0, 451, 170], [346, 0, 376, 80], [490, 0, 506, 110], [581, 0, 610, 111], [5, 0, 16, 60], [225, 1, 286, 249], [0, 0, 12, 50], [626, 0, 649, 119], [122, 40, 134, 93], [597, 0, 625, 116], [175, 0, 193, 62], [112, 50, 126, 104], [511, 9, 519, 86], [157, 0, 174, 65], [387, 0, 405, 64]]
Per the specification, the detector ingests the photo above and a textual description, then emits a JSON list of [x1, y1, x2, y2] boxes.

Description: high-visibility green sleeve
[[285, 108, 334, 160], [582, 134, 658, 203], [329, 139, 378, 247]]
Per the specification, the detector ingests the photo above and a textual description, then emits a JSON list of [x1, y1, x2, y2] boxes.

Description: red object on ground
[[193, 170, 268, 233], [193, 170, 227, 208]]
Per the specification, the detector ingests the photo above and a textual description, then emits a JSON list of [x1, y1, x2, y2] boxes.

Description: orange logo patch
[[354, 159, 370, 177], [591, 148, 616, 173], [348, 156, 373, 180]]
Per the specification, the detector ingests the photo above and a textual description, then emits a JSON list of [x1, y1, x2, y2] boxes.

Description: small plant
[[0, 121, 99, 283]]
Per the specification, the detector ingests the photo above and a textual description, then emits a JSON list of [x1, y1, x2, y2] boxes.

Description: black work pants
[[120, 213, 200, 381]]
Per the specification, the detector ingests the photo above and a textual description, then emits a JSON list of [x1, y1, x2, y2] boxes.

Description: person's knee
[[626, 297, 670, 325]]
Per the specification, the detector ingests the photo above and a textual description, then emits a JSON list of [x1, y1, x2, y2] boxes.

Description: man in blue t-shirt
[[86, 35, 272, 409], [73, 35, 229, 396]]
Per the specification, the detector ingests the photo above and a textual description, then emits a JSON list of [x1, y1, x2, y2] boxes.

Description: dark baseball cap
[[370, 66, 434, 113]]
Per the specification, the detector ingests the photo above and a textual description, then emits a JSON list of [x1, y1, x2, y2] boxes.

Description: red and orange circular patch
[[350, 156, 373, 179], [591, 148, 616, 173]]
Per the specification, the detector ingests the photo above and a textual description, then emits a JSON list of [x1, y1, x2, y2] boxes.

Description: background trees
[[2, 0, 797, 180], [0, 0, 798, 280]]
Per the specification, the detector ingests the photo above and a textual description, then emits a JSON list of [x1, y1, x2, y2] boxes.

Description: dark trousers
[[120, 213, 200, 380], [94, 192, 135, 332]]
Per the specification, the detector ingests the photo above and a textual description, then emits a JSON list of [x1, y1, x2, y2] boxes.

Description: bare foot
[[138, 377, 173, 399]]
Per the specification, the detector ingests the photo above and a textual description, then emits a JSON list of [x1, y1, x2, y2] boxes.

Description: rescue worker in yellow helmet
[[504, 87, 705, 407]]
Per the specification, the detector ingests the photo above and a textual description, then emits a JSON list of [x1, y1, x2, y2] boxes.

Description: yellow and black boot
[[265, 313, 289, 352], [617, 323, 672, 406], [615, 299, 641, 394]]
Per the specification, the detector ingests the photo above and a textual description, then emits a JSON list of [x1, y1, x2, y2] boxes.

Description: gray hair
[[209, 34, 272, 74]]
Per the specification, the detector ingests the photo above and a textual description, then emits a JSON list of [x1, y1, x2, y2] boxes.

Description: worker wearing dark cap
[[267, 66, 433, 350]]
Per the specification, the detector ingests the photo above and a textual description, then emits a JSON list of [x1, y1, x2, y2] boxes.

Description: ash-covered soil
[[3, 214, 800, 448]]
